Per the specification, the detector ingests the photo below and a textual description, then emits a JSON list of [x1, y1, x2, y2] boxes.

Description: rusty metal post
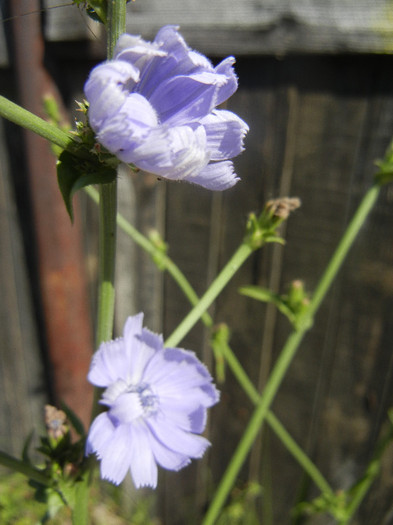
[[10, 0, 94, 428]]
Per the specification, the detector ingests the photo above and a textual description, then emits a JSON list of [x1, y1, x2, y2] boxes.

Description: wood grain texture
[[0, 118, 47, 457], [42, 0, 393, 54]]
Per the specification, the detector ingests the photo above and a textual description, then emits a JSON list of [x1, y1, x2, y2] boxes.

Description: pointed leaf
[[57, 150, 117, 221]]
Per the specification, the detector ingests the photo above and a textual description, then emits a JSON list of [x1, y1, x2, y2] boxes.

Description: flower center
[[103, 379, 159, 425], [126, 382, 158, 416]]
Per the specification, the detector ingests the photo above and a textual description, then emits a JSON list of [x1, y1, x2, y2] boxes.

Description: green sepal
[[57, 150, 117, 222]]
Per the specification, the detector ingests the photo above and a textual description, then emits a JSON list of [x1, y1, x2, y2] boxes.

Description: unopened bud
[[265, 197, 301, 220], [45, 405, 68, 441]]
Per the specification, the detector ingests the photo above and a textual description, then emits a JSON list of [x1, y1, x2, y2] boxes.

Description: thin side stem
[[202, 184, 381, 525], [165, 243, 253, 347], [0, 95, 87, 157]]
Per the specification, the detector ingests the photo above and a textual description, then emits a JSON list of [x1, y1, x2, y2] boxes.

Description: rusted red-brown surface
[[10, 0, 93, 429]]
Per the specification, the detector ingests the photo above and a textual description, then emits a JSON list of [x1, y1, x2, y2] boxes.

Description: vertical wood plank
[[0, 118, 46, 457]]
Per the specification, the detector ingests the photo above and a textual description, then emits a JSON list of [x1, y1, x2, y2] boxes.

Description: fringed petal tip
[[187, 161, 240, 190]]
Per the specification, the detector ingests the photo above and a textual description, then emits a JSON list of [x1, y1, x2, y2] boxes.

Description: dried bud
[[45, 405, 68, 441], [265, 197, 301, 220]]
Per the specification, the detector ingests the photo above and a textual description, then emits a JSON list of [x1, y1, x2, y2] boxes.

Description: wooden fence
[[1, 1, 393, 523]]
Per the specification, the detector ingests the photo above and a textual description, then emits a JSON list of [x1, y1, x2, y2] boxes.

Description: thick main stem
[[72, 3, 126, 525], [202, 184, 381, 525], [95, 181, 118, 346]]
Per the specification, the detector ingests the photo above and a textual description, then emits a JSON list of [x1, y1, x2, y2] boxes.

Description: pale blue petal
[[189, 405, 207, 433], [144, 349, 212, 394], [214, 56, 238, 105], [96, 94, 158, 154], [100, 378, 128, 407], [154, 25, 188, 57], [86, 412, 114, 457], [159, 395, 208, 433], [201, 382, 221, 406], [188, 49, 214, 70], [154, 26, 213, 75], [188, 161, 240, 190], [149, 76, 217, 125], [148, 413, 211, 458], [85, 61, 140, 129], [137, 26, 197, 98], [88, 338, 128, 387], [123, 313, 144, 340], [100, 423, 133, 485], [139, 327, 164, 351], [109, 392, 144, 424], [121, 314, 157, 385], [128, 422, 158, 488], [114, 33, 166, 73], [148, 431, 191, 471], [121, 125, 209, 180], [163, 347, 211, 378], [158, 384, 218, 415], [202, 109, 249, 160]]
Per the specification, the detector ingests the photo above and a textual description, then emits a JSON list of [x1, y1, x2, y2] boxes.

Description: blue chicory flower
[[86, 313, 219, 487], [84, 25, 248, 190]]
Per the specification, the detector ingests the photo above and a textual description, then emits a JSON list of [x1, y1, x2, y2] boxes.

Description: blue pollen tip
[[128, 382, 158, 414]]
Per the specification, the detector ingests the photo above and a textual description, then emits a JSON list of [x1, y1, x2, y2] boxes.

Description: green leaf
[[57, 150, 117, 221]]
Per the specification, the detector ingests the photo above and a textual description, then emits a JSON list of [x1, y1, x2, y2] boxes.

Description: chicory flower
[[84, 25, 248, 190], [86, 313, 219, 488]]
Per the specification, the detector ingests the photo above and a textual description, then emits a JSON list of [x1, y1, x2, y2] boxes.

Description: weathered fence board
[[44, 0, 393, 54], [0, 118, 47, 457]]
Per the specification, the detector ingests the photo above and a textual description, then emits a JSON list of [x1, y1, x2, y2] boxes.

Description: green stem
[[72, 470, 91, 525], [0, 95, 90, 159], [95, 181, 118, 346], [106, 0, 127, 58], [165, 243, 253, 347], [0, 451, 51, 486], [73, 3, 126, 525], [202, 183, 381, 525]]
